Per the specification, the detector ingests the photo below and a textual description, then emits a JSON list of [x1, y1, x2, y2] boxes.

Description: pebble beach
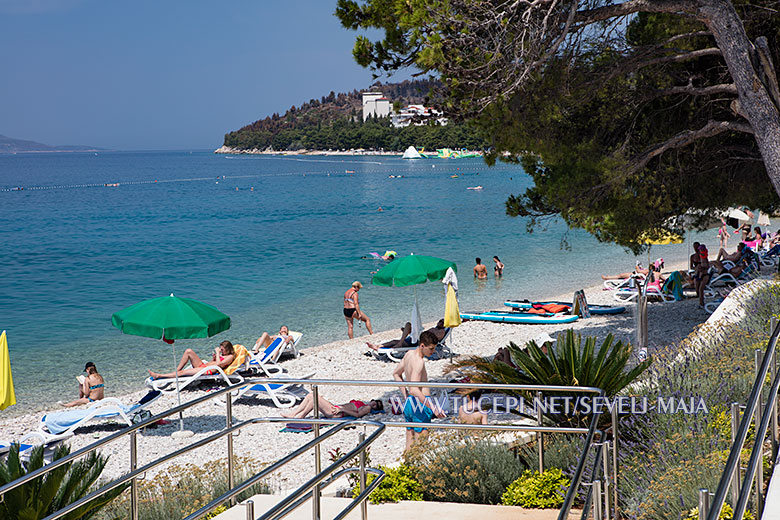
[[0, 260, 716, 492]]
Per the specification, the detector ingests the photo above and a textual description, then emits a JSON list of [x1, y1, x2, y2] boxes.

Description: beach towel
[[43, 405, 132, 435], [662, 271, 684, 301], [225, 344, 249, 375], [410, 300, 423, 344]]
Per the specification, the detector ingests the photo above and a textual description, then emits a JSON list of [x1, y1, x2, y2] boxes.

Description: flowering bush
[[501, 468, 570, 508]]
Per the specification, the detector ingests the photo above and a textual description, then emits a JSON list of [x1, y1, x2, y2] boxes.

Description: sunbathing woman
[[63, 362, 105, 407], [280, 393, 383, 419], [252, 325, 294, 354], [148, 341, 235, 379], [366, 319, 447, 351], [601, 261, 650, 280]]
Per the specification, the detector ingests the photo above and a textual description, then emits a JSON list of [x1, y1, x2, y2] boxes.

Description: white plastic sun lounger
[[36, 390, 161, 437], [235, 373, 314, 408], [145, 364, 244, 394], [372, 328, 453, 362]]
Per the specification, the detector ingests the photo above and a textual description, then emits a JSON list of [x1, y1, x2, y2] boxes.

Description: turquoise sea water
[[1, 151, 702, 413]]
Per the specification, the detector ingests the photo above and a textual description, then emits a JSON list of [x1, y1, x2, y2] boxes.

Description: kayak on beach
[[503, 300, 626, 315], [459, 311, 580, 324]]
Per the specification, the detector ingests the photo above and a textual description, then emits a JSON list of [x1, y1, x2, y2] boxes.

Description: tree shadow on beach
[[136, 413, 231, 437]]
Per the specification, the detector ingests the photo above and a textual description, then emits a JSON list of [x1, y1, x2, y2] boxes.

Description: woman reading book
[[63, 361, 105, 407]]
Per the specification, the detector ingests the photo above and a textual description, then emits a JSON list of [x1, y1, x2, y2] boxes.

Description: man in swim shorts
[[393, 330, 446, 451], [473, 257, 488, 279]]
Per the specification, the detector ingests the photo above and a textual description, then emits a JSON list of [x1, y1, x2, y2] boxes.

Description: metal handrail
[[707, 319, 780, 519], [1, 377, 608, 520]]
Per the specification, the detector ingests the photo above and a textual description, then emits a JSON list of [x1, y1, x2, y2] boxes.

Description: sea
[[0, 151, 712, 413]]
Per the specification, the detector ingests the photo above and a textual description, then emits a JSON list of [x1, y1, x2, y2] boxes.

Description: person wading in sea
[[473, 257, 488, 279]]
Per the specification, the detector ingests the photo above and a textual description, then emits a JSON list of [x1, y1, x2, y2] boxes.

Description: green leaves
[[0, 444, 128, 520], [451, 330, 651, 427]]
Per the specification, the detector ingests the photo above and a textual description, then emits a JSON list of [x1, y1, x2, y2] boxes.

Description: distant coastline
[[213, 145, 401, 156], [0, 134, 104, 154]]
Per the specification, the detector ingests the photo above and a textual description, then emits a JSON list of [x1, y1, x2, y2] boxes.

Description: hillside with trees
[[222, 79, 488, 151]]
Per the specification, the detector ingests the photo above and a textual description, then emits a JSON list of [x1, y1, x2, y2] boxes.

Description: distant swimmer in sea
[[377, 206, 384, 212], [493, 256, 504, 277], [362, 251, 396, 261], [344, 281, 373, 339], [474, 257, 488, 279], [62, 362, 105, 407]]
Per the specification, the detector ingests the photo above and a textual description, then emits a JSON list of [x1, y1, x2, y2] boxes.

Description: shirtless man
[[473, 257, 488, 279], [393, 331, 446, 451], [716, 242, 745, 263]]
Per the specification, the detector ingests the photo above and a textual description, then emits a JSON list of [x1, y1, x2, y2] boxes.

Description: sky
[[0, 0, 416, 150]]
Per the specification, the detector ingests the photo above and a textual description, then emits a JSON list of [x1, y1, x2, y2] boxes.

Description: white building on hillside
[[362, 92, 391, 121]]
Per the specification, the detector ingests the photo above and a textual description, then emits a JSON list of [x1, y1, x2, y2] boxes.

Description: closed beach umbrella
[[0, 331, 16, 411], [372, 254, 456, 287], [111, 294, 231, 434], [758, 211, 771, 227], [444, 284, 462, 328]]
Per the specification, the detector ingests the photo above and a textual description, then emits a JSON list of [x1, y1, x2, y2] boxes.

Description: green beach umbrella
[[372, 254, 457, 345], [111, 294, 231, 436], [111, 294, 231, 340], [371, 254, 457, 287]]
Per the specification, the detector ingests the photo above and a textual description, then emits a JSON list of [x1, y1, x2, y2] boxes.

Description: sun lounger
[[234, 373, 314, 408], [145, 364, 245, 394], [0, 432, 68, 464], [612, 283, 674, 303], [241, 336, 289, 377], [371, 328, 453, 362], [603, 274, 645, 291], [36, 390, 161, 437], [280, 331, 303, 358]]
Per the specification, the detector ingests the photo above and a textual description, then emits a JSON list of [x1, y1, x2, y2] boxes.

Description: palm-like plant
[[0, 443, 128, 520], [451, 330, 652, 426]]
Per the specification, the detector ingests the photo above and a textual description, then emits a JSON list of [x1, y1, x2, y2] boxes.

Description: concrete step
[[213, 493, 581, 520]]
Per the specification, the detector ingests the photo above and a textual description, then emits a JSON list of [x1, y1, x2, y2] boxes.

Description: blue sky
[[0, 0, 414, 150]]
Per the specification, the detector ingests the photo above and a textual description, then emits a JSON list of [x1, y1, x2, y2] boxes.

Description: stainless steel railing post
[[312, 385, 321, 520], [755, 348, 764, 518], [602, 441, 610, 520], [593, 480, 603, 520], [611, 404, 619, 516], [698, 488, 710, 520], [227, 390, 236, 506], [244, 499, 254, 520], [130, 431, 138, 520], [536, 391, 544, 472], [359, 430, 367, 520], [772, 317, 778, 461], [731, 401, 741, 509]]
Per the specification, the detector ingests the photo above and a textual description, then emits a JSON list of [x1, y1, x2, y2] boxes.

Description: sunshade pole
[[170, 339, 185, 432]]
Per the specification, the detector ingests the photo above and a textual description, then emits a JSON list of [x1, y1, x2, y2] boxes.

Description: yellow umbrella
[[0, 330, 16, 411], [444, 284, 462, 328]]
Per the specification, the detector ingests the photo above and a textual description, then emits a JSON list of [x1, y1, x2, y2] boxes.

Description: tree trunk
[[700, 0, 780, 197]]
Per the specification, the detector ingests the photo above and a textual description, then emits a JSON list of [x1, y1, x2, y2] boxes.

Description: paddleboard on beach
[[503, 300, 626, 315], [459, 311, 580, 324]]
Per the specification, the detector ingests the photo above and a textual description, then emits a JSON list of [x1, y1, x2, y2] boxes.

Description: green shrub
[[685, 503, 754, 520], [405, 433, 527, 504], [352, 464, 422, 504], [329, 446, 371, 490], [0, 443, 127, 520], [94, 457, 269, 520], [501, 468, 570, 508]]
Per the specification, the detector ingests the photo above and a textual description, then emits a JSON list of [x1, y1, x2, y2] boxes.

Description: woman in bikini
[[344, 281, 373, 339], [148, 341, 235, 380], [63, 362, 105, 407], [493, 256, 504, 277], [281, 393, 383, 419]]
